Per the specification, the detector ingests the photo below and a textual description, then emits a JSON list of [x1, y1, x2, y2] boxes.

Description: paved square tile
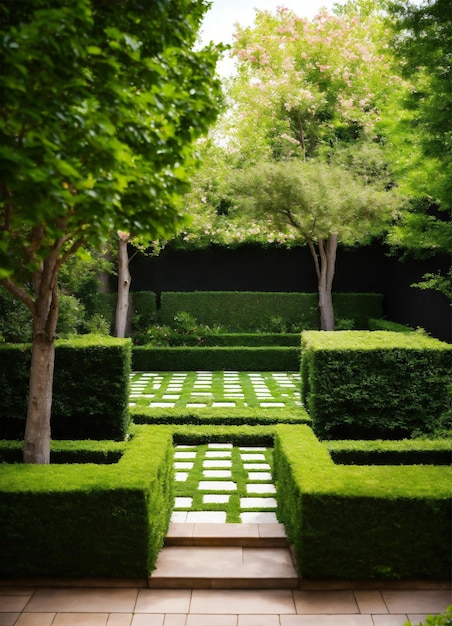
[[135, 589, 191, 613], [199, 481, 237, 491], [190, 590, 296, 614], [24, 589, 137, 613], [246, 483, 276, 494], [240, 497, 277, 508], [240, 512, 279, 523]]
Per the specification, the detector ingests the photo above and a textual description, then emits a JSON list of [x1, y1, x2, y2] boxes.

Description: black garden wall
[[127, 243, 450, 342]]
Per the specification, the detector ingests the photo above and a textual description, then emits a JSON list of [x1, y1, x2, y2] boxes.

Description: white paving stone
[[212, 402, 236, 407], [186, 511, 227, 523], [186, 403, 207, 408], [205, 450, 231, 458], [203, 470, 232, 478], [240, 453, 266, 461], [175, 472, 188, 482], [171, 511, 188, 522], [208, 443, 233, 449], [259, 402, 285, 407], [174, 462, 194, 470], [246, 483, 276, 494], [248, 472, 273, 481], [240, 447, 267, 451], [174, 451, 196, 458], [240, 512, 278, 523], [163, 395, 180, 400], [240, 497, 277, 508], [244, 463, 271, 470], [174, 497, 193, 508], [199, 481, 237, 491], [203, 494, 230, 504], [149, 402, 175, 408], [203, 460, 232, 468]]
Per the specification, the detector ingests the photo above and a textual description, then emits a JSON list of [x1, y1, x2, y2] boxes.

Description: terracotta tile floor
[[0, 586, 450, 626]]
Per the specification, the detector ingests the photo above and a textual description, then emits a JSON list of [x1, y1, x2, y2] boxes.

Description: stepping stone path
[[172, 442, 278, 524], [128, 370, 301, 409]]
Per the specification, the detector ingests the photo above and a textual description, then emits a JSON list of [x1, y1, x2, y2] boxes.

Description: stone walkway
[[1, 586, 450, 625], [172, 443, 277, 524], [128, 371, 302, 410]]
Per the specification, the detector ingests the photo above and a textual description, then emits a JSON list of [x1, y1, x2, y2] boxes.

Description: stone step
[[148, 545, 299, 589], [165, 522, 289, 547]]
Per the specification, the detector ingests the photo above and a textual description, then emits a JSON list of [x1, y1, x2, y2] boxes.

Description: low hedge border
[[301, 331, 452, 440], [132, 345, 300, 371], [0, 425, 173, 579], [326, 439, 452, 466], [201, 333, 300, 347], [274, 424, 452, 580], [0, 439, 127, 464], [1, 423, 450, 580], [131, 406, 310, 426]]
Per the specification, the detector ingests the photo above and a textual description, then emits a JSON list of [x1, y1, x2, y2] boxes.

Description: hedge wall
[[131, 291, 383, 331], [326, 439, 452, 466], [0, 336, 131, 440], [132, 345, 300, 371], [301, 331, 452, 440], [274, 424, 452, 580], [0, 425, 173, 578]]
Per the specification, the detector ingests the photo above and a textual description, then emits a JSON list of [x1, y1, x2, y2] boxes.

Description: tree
[[233, 159, 399, 330], [181, 2, 403, 327], [0, 0, 221, 463], [383, 0, 451, 296]]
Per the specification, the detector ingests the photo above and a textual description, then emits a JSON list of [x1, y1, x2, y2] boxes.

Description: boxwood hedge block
[[0, 425, 173, 579], [146, 291, 383, 331], [132, 345, 300, 371], [0, 335, 131, 440], [301, 331, 452, 439], [273, 424, 452, 580]]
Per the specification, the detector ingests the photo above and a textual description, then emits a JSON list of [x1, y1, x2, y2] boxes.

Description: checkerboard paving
[[128, 370, 302, 409], [172, 442, 278, 523]]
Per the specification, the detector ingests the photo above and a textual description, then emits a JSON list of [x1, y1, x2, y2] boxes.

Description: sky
[[199, 0, 345, 75]]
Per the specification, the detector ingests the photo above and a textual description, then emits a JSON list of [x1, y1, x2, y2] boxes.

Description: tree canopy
[[0, 0, 222, 462]]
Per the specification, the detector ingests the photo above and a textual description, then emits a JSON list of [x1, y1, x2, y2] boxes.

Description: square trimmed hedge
[[301, 331, 452, 439], [0, 425, 173, 578], [274, 424, 452, 580], [0, 335, 131, 441]]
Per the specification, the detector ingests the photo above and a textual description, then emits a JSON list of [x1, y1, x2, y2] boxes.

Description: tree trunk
[[23, 264, 60, 464], [115, 235, 131, 338], [23, 331, 55, 464], [307, 234, 338, 331]]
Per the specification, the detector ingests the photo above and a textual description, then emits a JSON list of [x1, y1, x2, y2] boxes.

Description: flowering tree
[[0, 0, 221, 463], [181, 2, 403, 327]]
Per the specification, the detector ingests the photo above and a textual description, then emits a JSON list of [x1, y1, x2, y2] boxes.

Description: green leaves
[[0, 0, 222, 279]]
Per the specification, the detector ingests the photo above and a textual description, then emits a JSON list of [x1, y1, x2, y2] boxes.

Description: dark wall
[[129, 243, 451, 342]]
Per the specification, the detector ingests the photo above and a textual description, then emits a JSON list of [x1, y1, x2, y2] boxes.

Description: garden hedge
[[132, 345, 300, 371], [326, 439, 452, 466], [274, 424, 452, 580], [0, 425, 173, 579], [301, 330, 452, 440], [0, 335, 131, 441], [131, 291, 383, 331], [201, 333, 300, 347], [131, 405, 310, 426]]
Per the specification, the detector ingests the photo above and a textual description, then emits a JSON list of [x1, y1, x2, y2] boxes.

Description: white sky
[[199, 0, 344, 75]]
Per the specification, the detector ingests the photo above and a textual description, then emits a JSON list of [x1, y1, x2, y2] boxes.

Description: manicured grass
[[129, 371, 302, 409]]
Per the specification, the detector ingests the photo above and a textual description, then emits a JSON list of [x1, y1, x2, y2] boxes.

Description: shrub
[[0, 335, 131, 440], [301, 331, 452, 439], [131, 406, 310, 426], [131, 291, 383, 332], [274, 424, 452, 580], [0, 425, 173, 578], [132, 345, 300, 371], [326, 439, 452, 466]]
